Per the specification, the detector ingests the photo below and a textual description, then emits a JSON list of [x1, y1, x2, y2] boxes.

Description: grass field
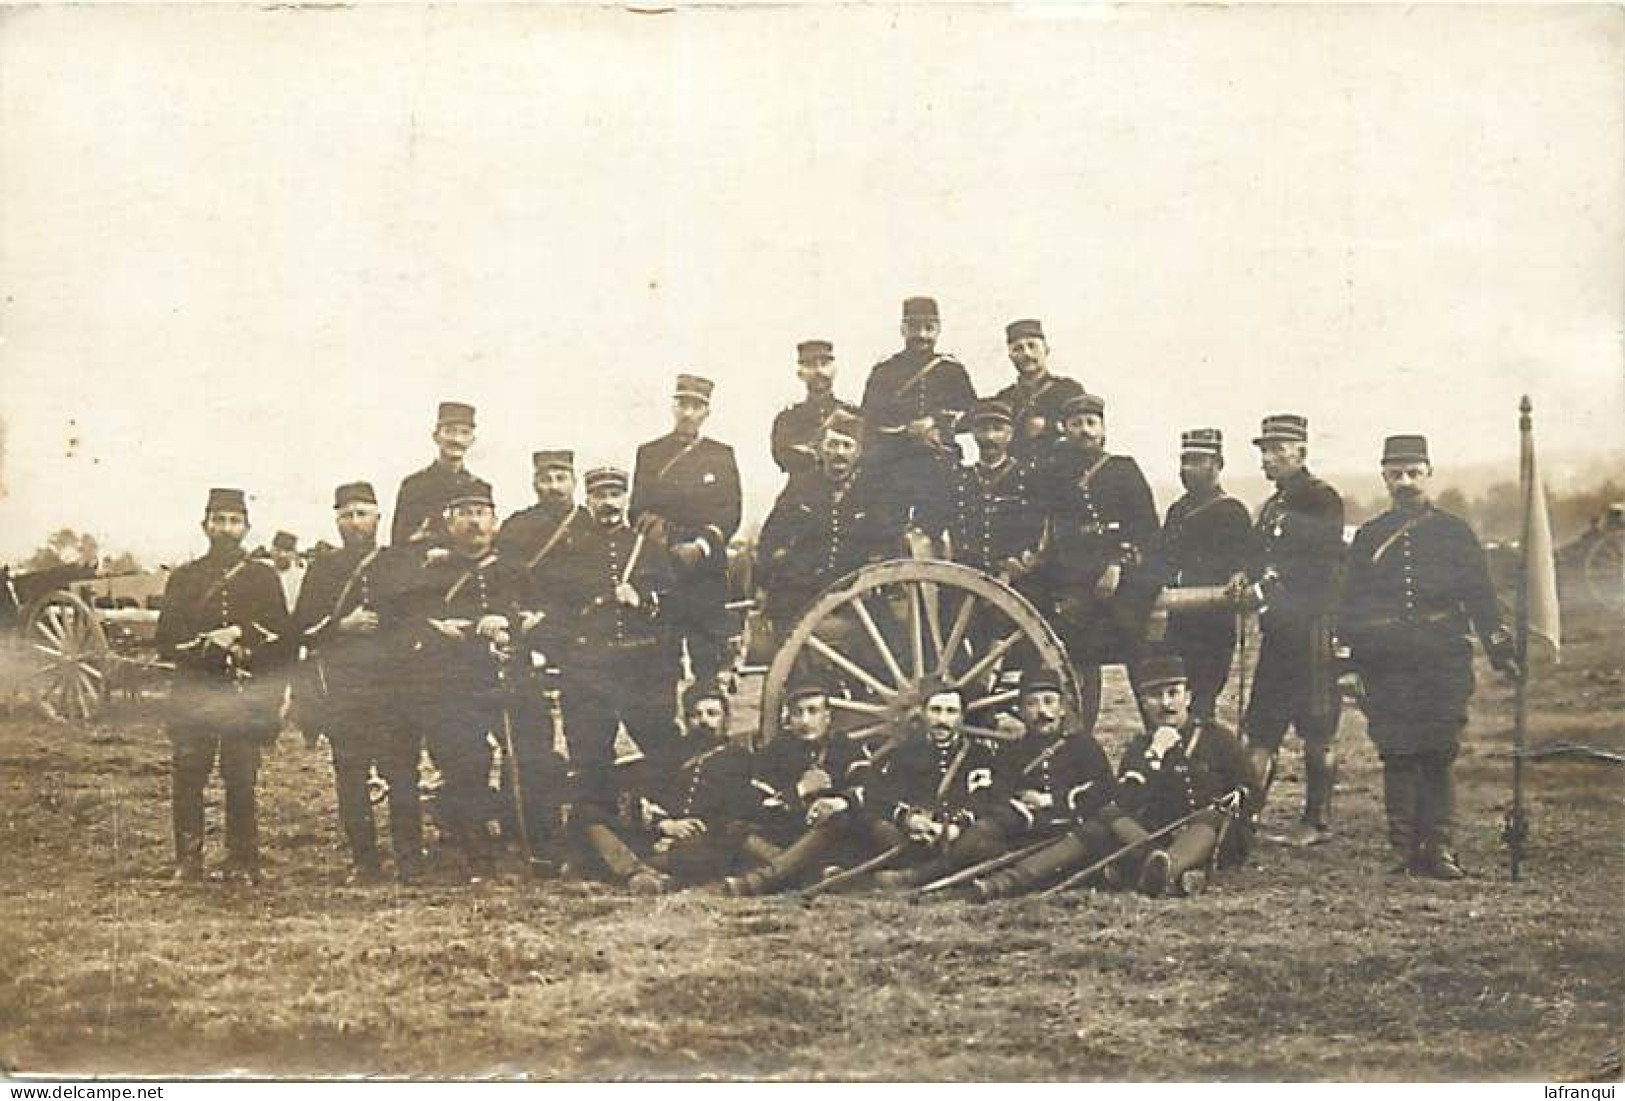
[[1, 607, 1620, 1080]]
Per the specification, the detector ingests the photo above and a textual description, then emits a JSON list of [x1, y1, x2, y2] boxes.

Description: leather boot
[[1244, 743, 1277, 818], [974, 830, 1095, 901], [1164, 819, 1220, 896], [724, 822, 838, 896], [1415, 756, 1466, 881], [1289, 743, 1335, 846], [1381, 756, 1419, 873]]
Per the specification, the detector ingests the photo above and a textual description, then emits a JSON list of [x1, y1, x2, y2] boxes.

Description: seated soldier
[[893, 661, 1114, 892], [723, 676, 873, 896], [968, 654, 1253, 900], [634, 682, 763, 886], [860, 687, 1008, 890]]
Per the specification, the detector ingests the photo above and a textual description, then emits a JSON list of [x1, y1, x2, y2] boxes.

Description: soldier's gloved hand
[[795, 767, 833, 801], [1337, 670, 1367, 705], [903, 812, 942, 844], [614, 582, 641, 608], [519, 610, 546, 634], [805, 794, 849, 826], [635, 513, 668, 543], [475, 614, 510, 640], [993, 713, 1027, 740], [658, 817, 707, 841], [1095, 563, 1122, 600], [672, 541, 706, 568], [1487, 631, 1520, 681], [905, 416, 937, 441], [338, 605, 378, 634], [203, 625, 243, 651], [1224, 571, 1253, 604], [1213, 788, 1247, 816], [1018, 789, 1054, 811], [429, 618, 470, 641]]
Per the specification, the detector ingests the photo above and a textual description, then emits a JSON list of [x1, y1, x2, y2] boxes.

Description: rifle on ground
[[1036, 791, 1244, 899], [914, 833, 1060, 895], [799, 842, 908, 900]]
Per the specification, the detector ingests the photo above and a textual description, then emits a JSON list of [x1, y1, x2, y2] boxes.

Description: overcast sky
[[1, 4, 1620, 565]]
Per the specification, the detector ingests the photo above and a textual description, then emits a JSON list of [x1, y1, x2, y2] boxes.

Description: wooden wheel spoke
[[33, 615, 64, 646], [841, 721, 896, 741], [963, 722, 1022, 743], [77, 661, 105, 681], [828, 696, 890, 717], [906, 583, 926, 679], [32, 642, 66, 661], [850, 596, 907, 690], [935, 593, 979, 679], [919, 581, 946, 669], [966, 688, 1020, 713], [952, 629, 1025, 691], [806, 634, 897, 699]]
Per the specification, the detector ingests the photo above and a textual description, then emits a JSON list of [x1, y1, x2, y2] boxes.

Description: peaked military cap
[[962, 398, 1015, 430], [901, 296, 940, 321], [1253, 413, 1309, 446], [674, 374, 715, 402], [583, 466, 629, 494], [1005, 318, 1045, 344], [1381, 434, 1430, 465], [1060, 392, 1106, 419], [796, 339, 835, 362], [784, 675, 831, 704], [1018, 659, 1067, 697], [333, 481, 377, 509], [1135, 654, 1189, 692], [271, 531, 298, 552], [1180, 428, 1224, 457], [823, 408, 864, 442], [532, 449, 575, 472], [682, 680, 730, 717], [444, 478, 495, 509], [205, 487, 248, 515], [437, 401, 477, 428]]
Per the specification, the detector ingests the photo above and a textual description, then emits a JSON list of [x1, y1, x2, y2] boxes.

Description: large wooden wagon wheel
[[24, 589, 110, 723], [757, 559, 1082, 752], [1583, 529, 1624, 613]]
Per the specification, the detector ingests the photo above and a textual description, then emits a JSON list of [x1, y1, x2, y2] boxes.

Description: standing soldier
[[293, 482, 424, 885], [1341, 435, 1517, 879], [270, 531, 304, 612], [1036, 392, 1163, 712], [990, 319, 1086, 461], [771, 340, 857, 486], [548, 466, 679, 832], [492, 448, 587, 869], [394, 478, 536, 881], [631, 374, 742, 688], [859, 296, 978, 531], [943, 399, 1045, 585], [755, 410, 896, 629], [1162, 429, 1253, 722], [1227, 413, 1345, 847], [391, 401, 482, 548], [156, 487, 294, 884]]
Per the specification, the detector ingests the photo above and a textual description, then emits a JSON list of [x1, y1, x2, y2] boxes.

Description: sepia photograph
[[0, 1, 1621, 1083]]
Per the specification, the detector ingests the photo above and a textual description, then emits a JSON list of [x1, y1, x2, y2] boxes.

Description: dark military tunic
[[545, 519, 679, 817], [496, 500, 589, 577], [631, 432, 742, 682], [1036, 448, 1163, 665], [619, 734, 758, 883], [1112, 717, 1253, 865], [991, 371, 1087, 460], [390, 460, 484, 548], [999, 723, 1116, 834], [749, 733, 873, 845], [1162, 489, 1253, 720], [155, 546, 295, 869], [771, 393, 858, 480], [868, 731, 1007, 831], [943, 457, 1045, 576], [293, 541, 423, 871], [1243, 467, 1345, 748], [1341, 504, 1510, 756], [755, 468, 896, 624], [859, 347, 978, 453]]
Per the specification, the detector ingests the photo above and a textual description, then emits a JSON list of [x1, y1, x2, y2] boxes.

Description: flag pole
[[1507, 395, 1533, 881]]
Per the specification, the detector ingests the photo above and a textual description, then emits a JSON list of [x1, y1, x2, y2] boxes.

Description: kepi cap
[[583, 466, 629, 494], [333, 481, 377, 509], [784, 675, 831, 704], [1253, 413, 1309, 446], [961, 398, 1014, 432], [901, 296, 940, 321], [437, 401, 477, 428], [444, 478, 495, 510], [1005, 318, 1045, 344], [674, 374, 715, 403], [796, 340, 834, 362], [1180, 428, 1224, 458], [532, 449, 575, 472], [682, 681, 729, 717], [1135, 654, 1189, 692], [1381, 434, 1430, 465], [205, 487, 248, 516], [1060, 392, 1105, 419], [271, 531, 298, 552], [822, 409, 864, 443]]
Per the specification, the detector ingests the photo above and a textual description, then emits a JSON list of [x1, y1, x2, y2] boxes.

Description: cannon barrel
[[1151, 584, 1237, 613]]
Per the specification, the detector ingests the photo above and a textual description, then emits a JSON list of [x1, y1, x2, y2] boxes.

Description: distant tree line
[[1344, 479, 1622, 546], [19, 528, 141, 575]]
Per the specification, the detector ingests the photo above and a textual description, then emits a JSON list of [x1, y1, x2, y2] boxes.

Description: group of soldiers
[[154, 295, 1519, 895]]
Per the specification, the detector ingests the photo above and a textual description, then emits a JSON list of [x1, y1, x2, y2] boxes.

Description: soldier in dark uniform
[[858, 296, 978, 533], [391, 478, 537, 880], [771, 339, 857, 486], [1227, 413, 1345, 847], [631, 374, 742, 687], [547, 466, 680, 835], [1035, 392, 1163, 710], [492, 448, 587, 868], [972, 656, 1253, 900], [942, 399, 1045, 583], [881, 663, 1114, 891], [989, 318, 1087, 462], [390, 401, 482, 548], [155, 487, 295, 884], [722, 677, 874, 896], [1341, 435, 1517, 880], [293, 481, 424, 885], [755, 410, 897, 628], [1162, 428, 1253, 722]]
